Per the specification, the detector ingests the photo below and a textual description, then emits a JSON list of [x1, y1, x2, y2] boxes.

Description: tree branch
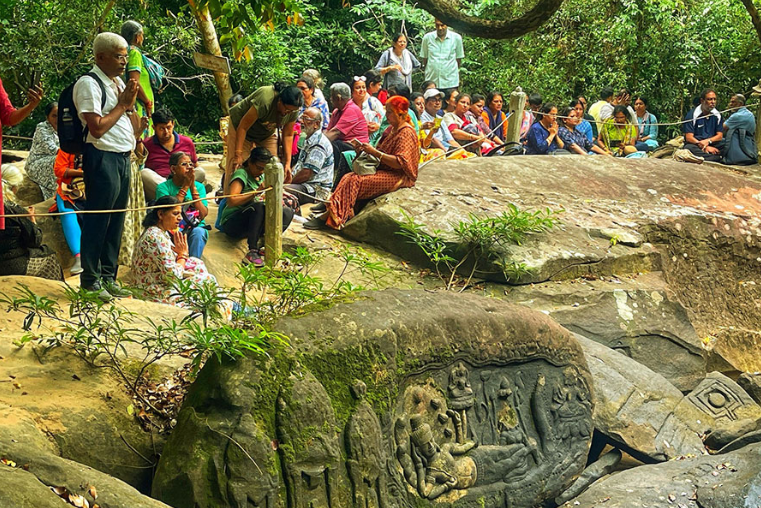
[[741, 0, 761, 46], [416, 0, 565, 39]]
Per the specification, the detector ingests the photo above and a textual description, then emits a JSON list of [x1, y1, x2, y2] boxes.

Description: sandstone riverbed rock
[[561, 442, 761, 508], [153, 289, 595, 508], [0, 276, 191, 493]]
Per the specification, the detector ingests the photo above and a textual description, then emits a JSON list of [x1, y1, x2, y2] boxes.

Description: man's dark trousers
[[80, 143, 131, 289]]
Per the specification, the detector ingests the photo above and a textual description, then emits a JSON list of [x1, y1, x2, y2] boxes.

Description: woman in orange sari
[[304, 95, 419, 230]]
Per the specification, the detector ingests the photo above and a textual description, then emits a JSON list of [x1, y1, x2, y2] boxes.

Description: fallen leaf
[[12, 382, 21, 389], [88, 485, 98, 499], [72, 374, 81, 381], [126, 404, 135, 416]]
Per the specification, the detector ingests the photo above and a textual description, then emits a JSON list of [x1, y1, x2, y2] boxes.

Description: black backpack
[[58, 72, 106, 155]]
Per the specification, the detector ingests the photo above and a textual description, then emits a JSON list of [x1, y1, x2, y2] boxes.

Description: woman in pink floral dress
[[131, 195, 220, 307]]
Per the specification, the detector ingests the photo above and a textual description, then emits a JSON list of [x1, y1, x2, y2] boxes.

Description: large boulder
[[561, 442, 761, 508], [575, 333, 706, 461], [153, 289, 595, 508], [339, 156, 761, 375], [505, 273, 706, 391]]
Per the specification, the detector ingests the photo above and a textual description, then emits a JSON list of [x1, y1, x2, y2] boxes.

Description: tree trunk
[[741, 0, 761, 46], [417, 0, 564, 39], [188, 0, 232, 114]]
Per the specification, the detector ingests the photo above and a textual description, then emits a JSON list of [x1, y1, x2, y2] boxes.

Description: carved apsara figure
[[551, 366, 593, 441]]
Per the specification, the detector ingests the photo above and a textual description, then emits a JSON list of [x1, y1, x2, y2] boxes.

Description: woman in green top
[[121, 20, 154, 136], [220, 148, 294, 267], [225, 83, 303, 193], [598, 105, 637, 157]]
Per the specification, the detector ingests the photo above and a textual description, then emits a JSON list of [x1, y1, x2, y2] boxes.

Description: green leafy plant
[[398, 205, 562, 290], [236, 245, 388, 323]]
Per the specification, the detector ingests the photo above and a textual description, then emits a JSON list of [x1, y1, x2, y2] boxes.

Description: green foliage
[[235, 245, 387, 323], [1, 0, 759, 147], [398, 206, 561, 289]]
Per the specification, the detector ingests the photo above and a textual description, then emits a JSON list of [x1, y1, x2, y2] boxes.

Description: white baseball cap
[[423, 88, 445, 101]]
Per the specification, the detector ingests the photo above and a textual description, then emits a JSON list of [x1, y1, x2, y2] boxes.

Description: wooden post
[[264, 159, 283, 267], [506, 86, 527, 144]]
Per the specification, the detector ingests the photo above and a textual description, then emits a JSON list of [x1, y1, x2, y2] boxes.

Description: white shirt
[[73, 65, 135, 153]]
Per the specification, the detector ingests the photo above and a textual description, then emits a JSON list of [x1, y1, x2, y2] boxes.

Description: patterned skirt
[[118, 157, 147, 266]]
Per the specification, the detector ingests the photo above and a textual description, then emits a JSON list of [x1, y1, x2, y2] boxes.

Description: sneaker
[[83, 284, 113, 303], [70, 256, 83, 275], [103, 280, 132, 298], [242, 249, 265, 268], [303, 217, 326, 230]]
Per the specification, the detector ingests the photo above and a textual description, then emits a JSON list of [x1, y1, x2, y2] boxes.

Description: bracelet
[[177, 255, 187, 262]]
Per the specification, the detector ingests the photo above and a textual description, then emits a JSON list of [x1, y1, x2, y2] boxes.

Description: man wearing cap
[[420, 88, 463, 151], [420, 20, 464, 106]]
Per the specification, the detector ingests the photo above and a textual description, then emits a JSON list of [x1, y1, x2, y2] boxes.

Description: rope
[[419, 112, 512, 170], [0, 187, 273, 220], [553, 103, 759, 126]]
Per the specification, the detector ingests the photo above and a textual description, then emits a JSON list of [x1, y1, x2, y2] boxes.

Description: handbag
[[61, 177, 86, 201], [142, 53, 165, 90], [351, 151, 380, 176]]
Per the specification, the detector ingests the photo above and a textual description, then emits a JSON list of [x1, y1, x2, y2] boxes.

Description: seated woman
[[155, 151, 209, 259], [0, 164, 63, 280], [442, 94, 496, 156], [481, 91, 508, 144], [351, 76, 384, 138], [131, 196, 226, 313], [558, 107, 610, 156], [633, 96, 659, 152], [467, 94, 494, 142], [419, 90, 474, 161], [53, 150, 86, 274], [570, 99, 594, 143], [598, 105, 639, 157], [218, 148, 294, 267], [303, 96, 419, 230], [26, 102, 59, 200], [411, 92, 425, 119], [525, 103, 569, 155]]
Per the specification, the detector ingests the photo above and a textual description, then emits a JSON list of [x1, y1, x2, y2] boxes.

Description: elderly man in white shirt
[[73, 32, 139, 301]]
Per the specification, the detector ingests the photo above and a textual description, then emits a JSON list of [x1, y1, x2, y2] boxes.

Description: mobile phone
[[30, 69, 41, 90]]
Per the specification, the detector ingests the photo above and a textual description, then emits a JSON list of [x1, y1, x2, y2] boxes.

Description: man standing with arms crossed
[[420, 20, 464, 111], [74, 32, 139, 301]]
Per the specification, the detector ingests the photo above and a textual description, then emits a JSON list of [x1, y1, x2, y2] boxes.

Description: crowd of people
[[0, 19, 758, 311]]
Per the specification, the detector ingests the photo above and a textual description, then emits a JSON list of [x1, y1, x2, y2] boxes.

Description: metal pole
[[506, 86, 527, 144], [264, 158, 283, 267]]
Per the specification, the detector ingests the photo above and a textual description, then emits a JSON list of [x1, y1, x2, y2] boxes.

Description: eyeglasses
[[353, 76, 367, 83], [114, 53, 128, 62], [177, 162, 193, 167], [300, 115, 319, 124]]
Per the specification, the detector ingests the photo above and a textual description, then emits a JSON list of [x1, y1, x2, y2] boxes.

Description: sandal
[[242, 249, 265, 268]]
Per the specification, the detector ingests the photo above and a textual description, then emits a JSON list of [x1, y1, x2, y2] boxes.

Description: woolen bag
[[351, 152, 380, 176], [61, 177, 86, 201]]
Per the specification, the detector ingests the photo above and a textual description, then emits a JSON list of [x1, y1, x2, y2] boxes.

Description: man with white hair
[[73, 32, 139, 301], [285, 107, 334, 205]]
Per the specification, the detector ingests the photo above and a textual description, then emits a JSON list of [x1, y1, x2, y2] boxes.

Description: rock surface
[[0, 404, 172, 508], [153, 289, 595, 508], [575, 333, 706, 460], [340, 156, 761, 374], [561, 442, 761, 508], [504, 273, 705, 391], [0, 276, 190, 493]]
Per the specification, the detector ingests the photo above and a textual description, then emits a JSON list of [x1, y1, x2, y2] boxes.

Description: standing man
[[73, 32, 138, 301], [420, 20, 464, 107], [682, 88, 724, 162]]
